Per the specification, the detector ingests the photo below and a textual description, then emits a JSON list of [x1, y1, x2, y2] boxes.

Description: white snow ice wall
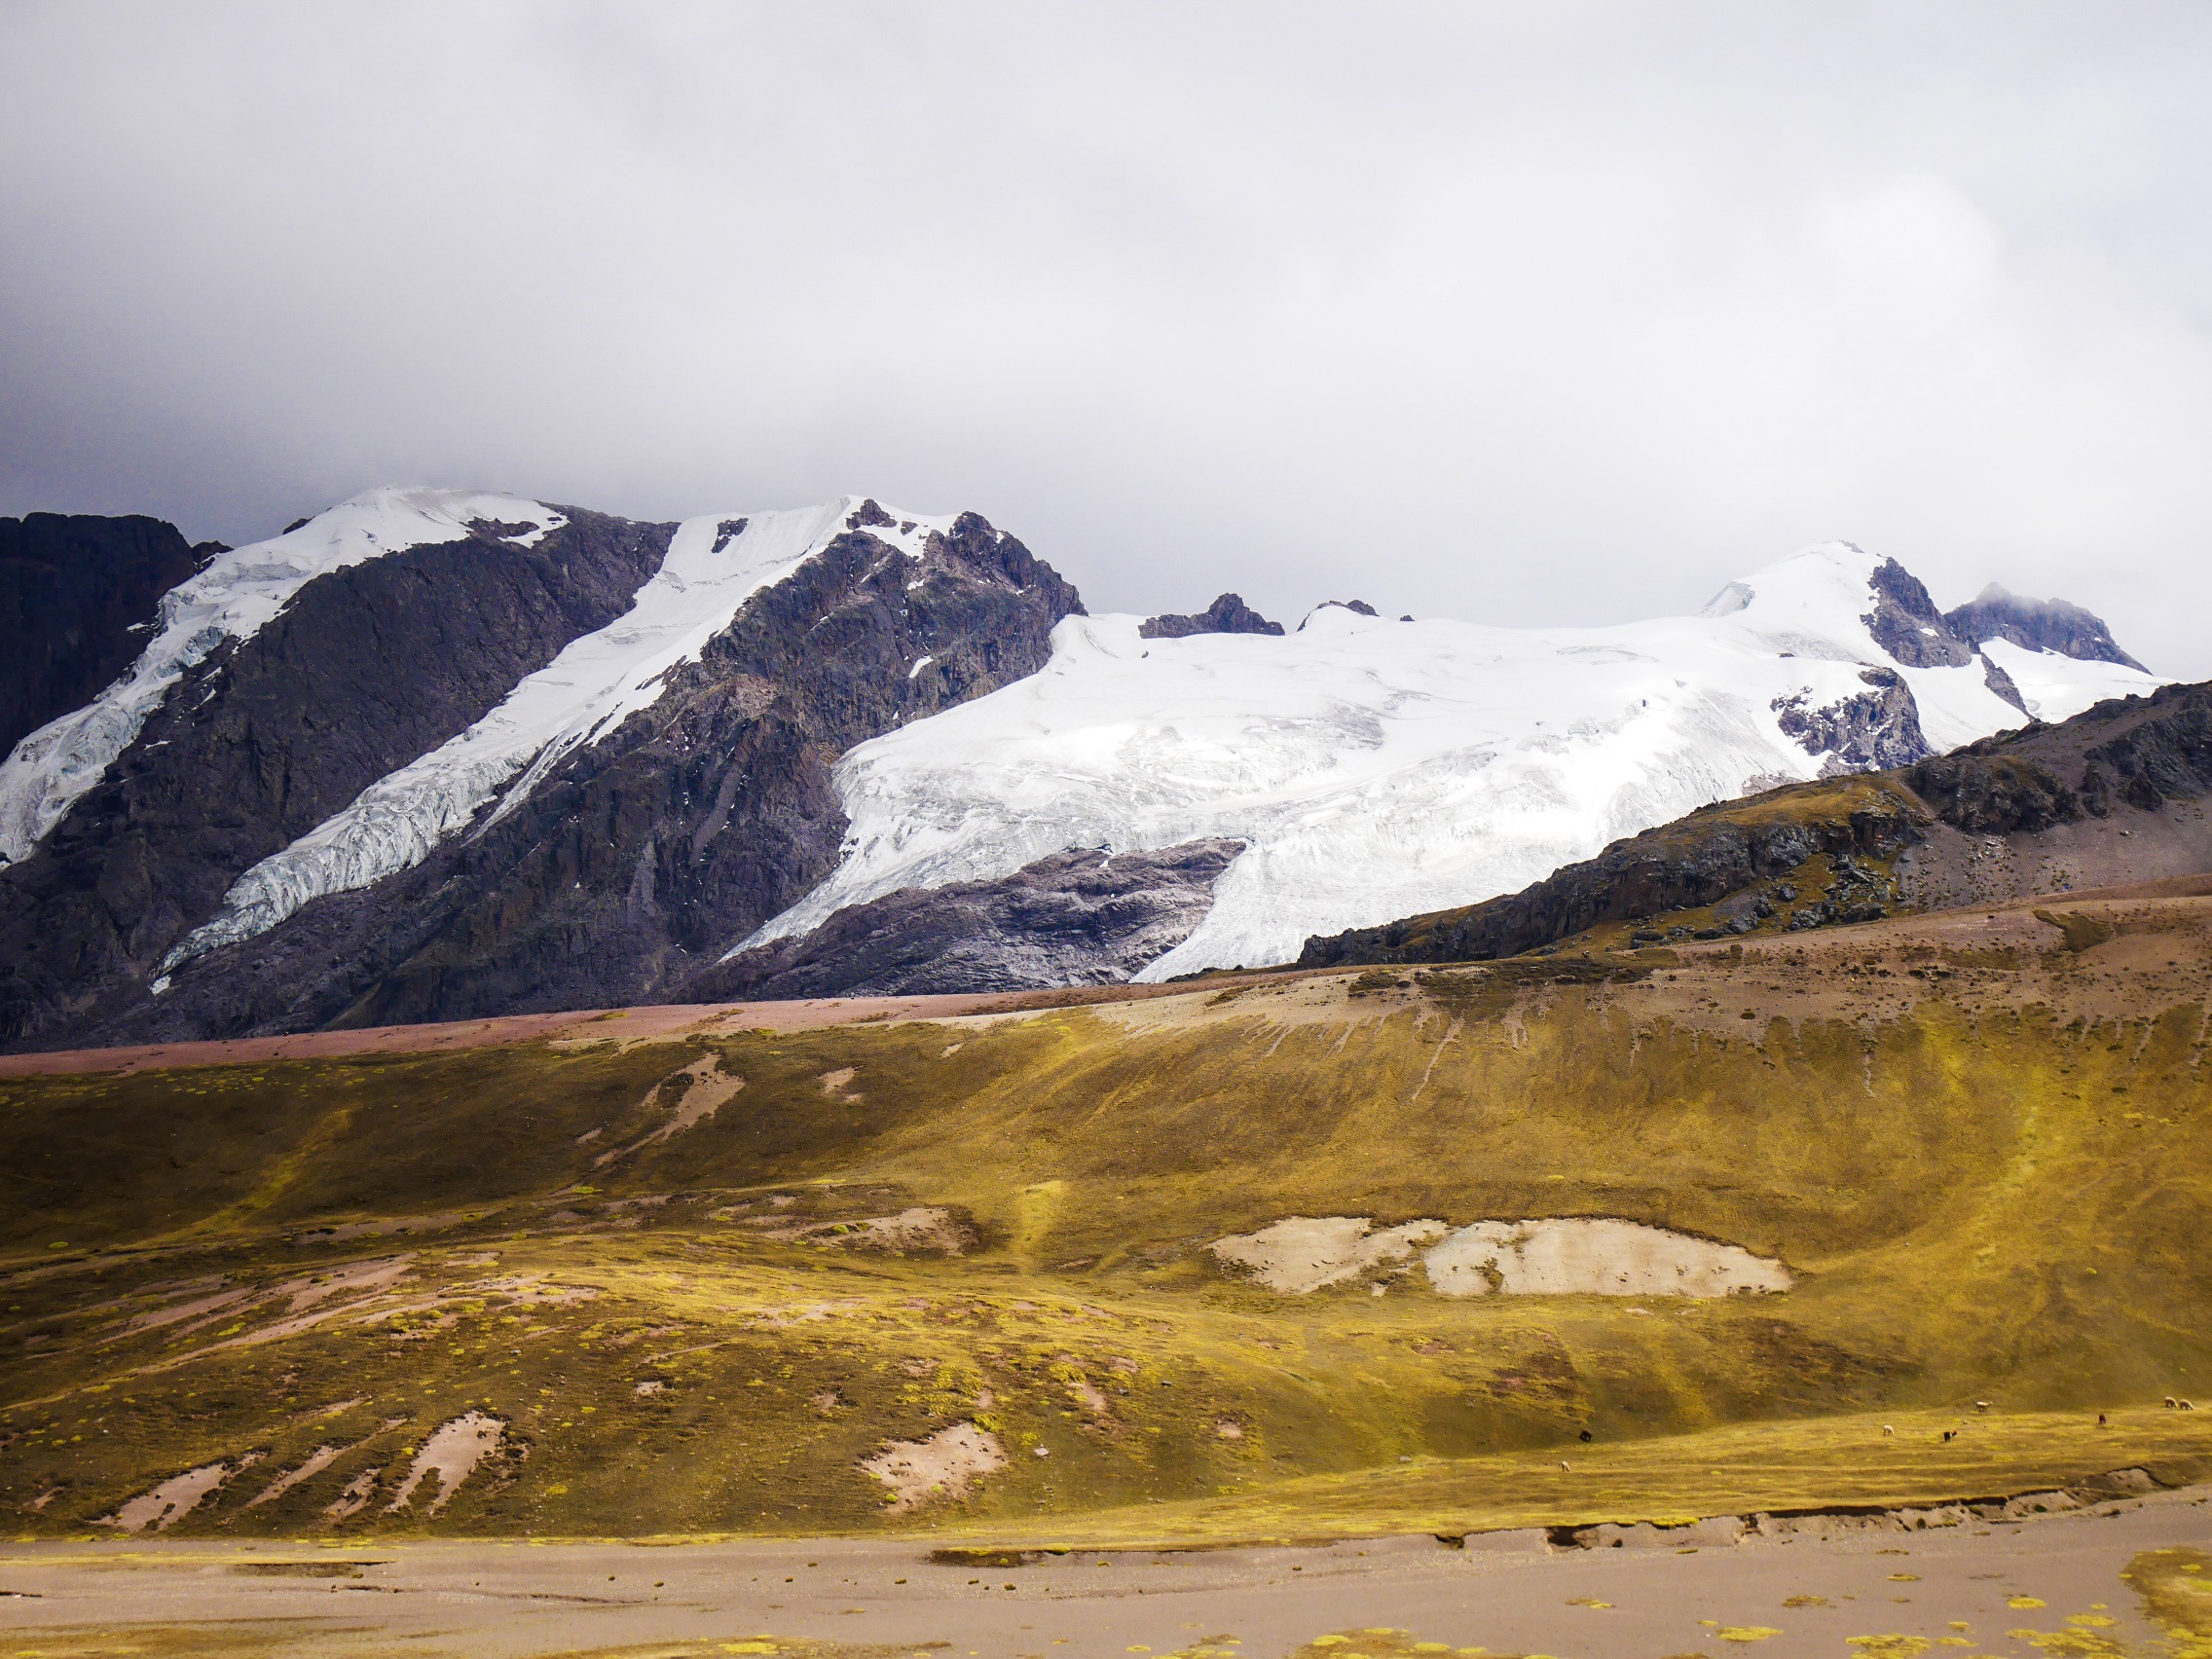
[[166, 501, 956, 972], [0, 487, 567, 867]]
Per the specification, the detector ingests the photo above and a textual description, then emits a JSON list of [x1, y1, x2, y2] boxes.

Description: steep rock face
[[0, 509, 676, 1047], [1914, 681, 2212, 823], [1139, 594, 1283, 639], [1863, 559, 1975, 669], [1946, 583, 2148, 672], [1979, 653, 2030, 716], [1300, 681, 2212, 969], [1772, 667, 1930, 772], [61, 510, 1083, 1045], [696, 838, 1242, 999], [0, 514, 221, 756]]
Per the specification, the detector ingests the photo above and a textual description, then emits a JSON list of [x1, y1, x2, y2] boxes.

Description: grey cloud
[[4, 0, 2210, 673]]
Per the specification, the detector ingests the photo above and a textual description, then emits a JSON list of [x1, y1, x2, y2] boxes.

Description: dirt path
[[1, 1490, 2204, 1659]]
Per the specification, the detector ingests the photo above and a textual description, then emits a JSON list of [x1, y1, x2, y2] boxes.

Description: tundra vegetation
[[3, 885, 2211, 1545]]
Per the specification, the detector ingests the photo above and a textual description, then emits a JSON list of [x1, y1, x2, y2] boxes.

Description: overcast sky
[[5, 2, 2210, 674]]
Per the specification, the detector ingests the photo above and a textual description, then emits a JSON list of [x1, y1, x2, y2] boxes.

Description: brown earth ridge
[[1301, 679, 2212, 969]]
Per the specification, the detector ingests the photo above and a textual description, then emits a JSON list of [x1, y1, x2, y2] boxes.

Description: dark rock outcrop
[[1979, 651, 2030, 716], [1139, 594, 1283, 640], [0, 513, 222, 756], [1300, 680, 2212, 970], [1864, 557, 1975, 668], [1299, 599, 1379, 630], [0, 509, 678, 1048], [1946, 583, 2148, 672], [1300, 785, 1928, 969], [696, 838, 1243, 999], [1901, 754, 2079, 835], [47, 509, 1085, 1048], [1772, 668, 1931, 772]]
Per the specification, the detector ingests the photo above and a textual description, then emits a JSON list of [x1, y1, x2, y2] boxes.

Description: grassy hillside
[[4, 892, 2211, 1541]]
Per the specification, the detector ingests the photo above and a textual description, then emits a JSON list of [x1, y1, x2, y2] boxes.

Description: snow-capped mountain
[[0, 490, 1077, 1050], [0, 488, 2164, 1051], [726, 541, 2161, 981]]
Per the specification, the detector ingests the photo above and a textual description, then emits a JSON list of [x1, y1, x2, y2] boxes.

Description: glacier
[[164, 499, 953, 973], [735, 541, 2166, 978], [0, 487, 566, 867]]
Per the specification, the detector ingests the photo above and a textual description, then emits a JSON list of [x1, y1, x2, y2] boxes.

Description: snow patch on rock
[[1208, 1216, 1449, 1294], [0, 487, 564, 866], [1978, 637, 2161, 725], [1421, 1217, 1791, 1298]]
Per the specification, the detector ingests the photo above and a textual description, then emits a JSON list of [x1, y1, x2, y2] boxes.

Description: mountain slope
[[4, 883, 2210, 1539], [0, 501, 2162, 1047], [1300, 679, 2212, 969], [0, 512, 224, 758], [740, 543, 2161, 981], [25, 500, 1081, 1048]]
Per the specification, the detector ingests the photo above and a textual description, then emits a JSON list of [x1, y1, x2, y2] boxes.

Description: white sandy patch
[[760, 1206, 972, 1256], [283, 1256, 417, 1310], [862, 1421, 1007, 1512], [1422, 1218, 1791, 1298], [594, 1055, 745, 1167], [386, 1412, 506, 1516], [748, 1299, 868, 1329], [116, 1284, 253, 1339], [95, 1455, 260, 1532], [246, 1443, 345, 1509], [1209, 1216, 1450, 1293], [819, 1066, 860, 1099], [323, 1470, 379, 1522], [1211, 1215, 1790, 1298]]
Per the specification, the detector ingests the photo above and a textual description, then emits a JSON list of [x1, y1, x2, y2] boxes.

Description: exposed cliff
[[697, 838, 1243, 999], [47, 507, 1083, 1045], [1946, 582, 2149, 672], [0, 512, 222, 756], [0, 508, 675, 1046]]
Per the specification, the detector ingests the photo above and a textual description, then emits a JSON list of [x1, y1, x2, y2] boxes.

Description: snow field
[[741, 543, 2160, 977]]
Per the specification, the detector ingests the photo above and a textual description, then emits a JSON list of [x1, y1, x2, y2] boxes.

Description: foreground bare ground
[[1, 1489, 2206, 1659]]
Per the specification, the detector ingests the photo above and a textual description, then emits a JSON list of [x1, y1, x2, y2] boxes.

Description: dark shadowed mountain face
[[40, 509, 1085, 1049], [0, 513, 224, 756], [1138, 593, 1284, 639], [694, 838, 1244, 1000], [0, 509, 678, 1048], [1863, 557, 1976, 669], [1946, 582, 2151, 672]]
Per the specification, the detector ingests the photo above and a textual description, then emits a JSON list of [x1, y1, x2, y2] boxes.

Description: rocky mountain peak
[[1945, 582, 2147, 672], [1139, 593, 1284, 640], [1863, 556, 1976, 669]]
